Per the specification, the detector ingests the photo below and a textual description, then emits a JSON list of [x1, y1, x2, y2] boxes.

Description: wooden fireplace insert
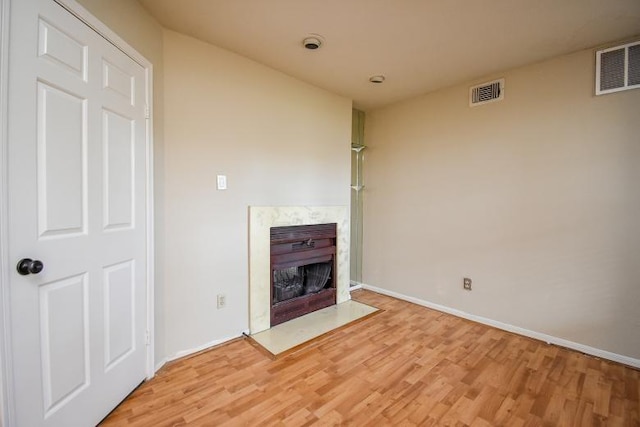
[[270, 223, 337, 326]]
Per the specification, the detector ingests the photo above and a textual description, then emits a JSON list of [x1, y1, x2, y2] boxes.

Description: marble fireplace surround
[[249, 206, 350, 334]]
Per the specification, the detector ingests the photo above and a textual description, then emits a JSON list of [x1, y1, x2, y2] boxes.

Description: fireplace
[[270, 223, 337, 326], [248, 206, 349, 334]]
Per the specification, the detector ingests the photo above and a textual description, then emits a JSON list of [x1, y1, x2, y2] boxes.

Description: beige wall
[[163, 30, 351, 359], [74, 0, 168, 364], [363, 47, 640, 360]]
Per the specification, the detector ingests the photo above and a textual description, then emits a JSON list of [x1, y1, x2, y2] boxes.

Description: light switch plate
[[216, 175, 227, 190]]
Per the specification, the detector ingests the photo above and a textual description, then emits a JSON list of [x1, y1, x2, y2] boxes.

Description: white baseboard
[[361, 283, 640, 369], [161, 331, 248, 369], [154, 358, 168, 373], [349, 281, 363, 291]]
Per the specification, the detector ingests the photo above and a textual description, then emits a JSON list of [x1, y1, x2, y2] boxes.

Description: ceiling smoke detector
[[303, 36, 323, 50], [369, 75, 385, 84]]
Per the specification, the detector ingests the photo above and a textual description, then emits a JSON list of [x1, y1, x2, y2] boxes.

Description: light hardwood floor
[[101, 290, 639, 426]]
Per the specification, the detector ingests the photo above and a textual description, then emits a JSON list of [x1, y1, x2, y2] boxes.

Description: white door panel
[[38, 18, 88, 80], [102, 60, 134, 104], [7, 0, 148, 425], [37, 81, 88, 238], [103, 109, 135, 231], [39, 273, 90, 416], [103, 260, 135, 371]]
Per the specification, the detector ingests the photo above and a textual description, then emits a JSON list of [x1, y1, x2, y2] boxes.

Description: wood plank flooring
[[101, 290, 639, 426]]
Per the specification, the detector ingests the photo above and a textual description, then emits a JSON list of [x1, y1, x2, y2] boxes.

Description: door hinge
[[145, 330, 150, 346], [144, 104, 150, 119]]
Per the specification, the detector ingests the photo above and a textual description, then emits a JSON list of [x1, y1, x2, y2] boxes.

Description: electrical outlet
[[463, 278, 472, 291], [217, 294, 226, 309]]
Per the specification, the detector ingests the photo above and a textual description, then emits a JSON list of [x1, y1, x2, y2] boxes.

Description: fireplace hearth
[[270, 223, 337, 326]]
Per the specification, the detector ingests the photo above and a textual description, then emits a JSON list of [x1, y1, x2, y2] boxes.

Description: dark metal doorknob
[[16, 258, 44, 275]]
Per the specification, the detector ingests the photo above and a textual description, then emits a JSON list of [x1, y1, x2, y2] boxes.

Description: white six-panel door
[[7, 0, 148, 425]]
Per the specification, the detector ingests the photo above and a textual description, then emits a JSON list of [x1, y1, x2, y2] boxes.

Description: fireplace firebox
[[270, 223, 337, 326]]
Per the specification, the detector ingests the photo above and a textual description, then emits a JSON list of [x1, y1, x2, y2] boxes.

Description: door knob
[[16, 258, 44, 275]]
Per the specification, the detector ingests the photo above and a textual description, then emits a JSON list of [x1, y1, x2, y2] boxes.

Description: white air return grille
[[596, 40, 640, 95], [469, 78, 504, 106]]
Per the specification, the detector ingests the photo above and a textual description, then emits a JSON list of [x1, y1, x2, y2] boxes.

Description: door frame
[[0, 0, 155, 425]]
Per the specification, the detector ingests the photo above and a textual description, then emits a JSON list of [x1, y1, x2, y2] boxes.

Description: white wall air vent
[[596, 40, 640, 95], [469, 78, 504, 107]]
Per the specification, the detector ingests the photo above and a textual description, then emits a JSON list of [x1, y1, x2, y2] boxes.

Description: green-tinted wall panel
[[350, 109, 365, 284]]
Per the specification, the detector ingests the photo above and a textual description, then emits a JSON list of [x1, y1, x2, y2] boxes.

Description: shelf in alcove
[[351, 144, 366, 153]]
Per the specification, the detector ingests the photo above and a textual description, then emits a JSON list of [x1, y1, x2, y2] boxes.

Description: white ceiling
[[138, 0, 640, 111]]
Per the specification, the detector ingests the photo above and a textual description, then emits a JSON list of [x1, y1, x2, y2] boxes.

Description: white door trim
[[0, 1, 155, 424]]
